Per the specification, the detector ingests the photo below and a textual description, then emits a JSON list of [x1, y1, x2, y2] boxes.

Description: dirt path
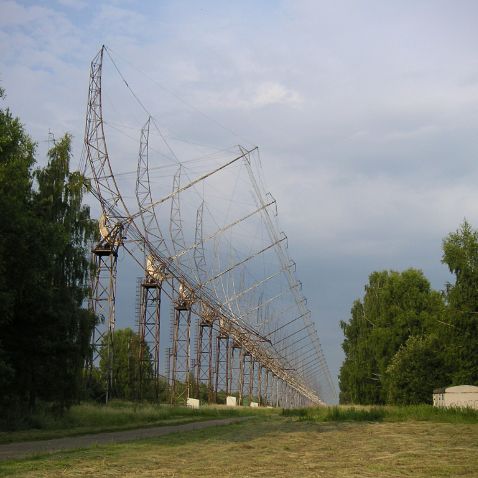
[[0, 417, 251, 461]]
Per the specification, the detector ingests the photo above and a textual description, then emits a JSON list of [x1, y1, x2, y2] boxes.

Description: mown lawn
[[1, 413, 477, 477]]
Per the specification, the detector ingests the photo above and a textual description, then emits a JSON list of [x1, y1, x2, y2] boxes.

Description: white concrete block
[[250, 401, 259, 408], [226, 396, 237, 407], [187, 398, 200, 409]]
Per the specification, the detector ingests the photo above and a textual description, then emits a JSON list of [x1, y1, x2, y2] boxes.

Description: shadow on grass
[[86, 415, 355, 450], [283, 406, 385, 422]]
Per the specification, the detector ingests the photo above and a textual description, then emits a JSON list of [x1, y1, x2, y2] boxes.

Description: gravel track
[[0, 417, 251, 461]]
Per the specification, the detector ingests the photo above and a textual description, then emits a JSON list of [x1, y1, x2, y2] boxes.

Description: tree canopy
[[339, 268, 447, 404], [441, 221, 478, 385], [0, 92, 96, 422], [340, 222, 478, 405]]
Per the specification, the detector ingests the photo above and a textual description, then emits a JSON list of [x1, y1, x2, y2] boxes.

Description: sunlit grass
[[1, 416, 477, 477], [282, 404, 478, 424], [0, 400, 278, 444]]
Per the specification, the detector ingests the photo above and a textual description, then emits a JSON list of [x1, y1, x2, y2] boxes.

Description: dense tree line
[[339, 222, 478, 404], [0, 89, 97, 424]]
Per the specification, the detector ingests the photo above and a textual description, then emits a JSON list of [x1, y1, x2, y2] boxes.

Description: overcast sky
[[2, 0, 478, 393]]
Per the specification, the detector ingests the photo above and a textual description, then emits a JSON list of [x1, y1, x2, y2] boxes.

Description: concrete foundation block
[[187, 398, 200, 409], [226, 396, 237, 407]]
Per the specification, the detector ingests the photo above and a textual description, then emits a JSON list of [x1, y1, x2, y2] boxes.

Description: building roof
[[445, 385, 478, 393]]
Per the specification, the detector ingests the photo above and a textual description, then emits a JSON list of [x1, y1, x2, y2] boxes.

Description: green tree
[[99, 328, 153, 400], [339, 269, 445, 404], [0, 92, 96, 420], [442, 220, 478, 385], [384, 334, 448, 404], [0, 87, 36, 413], [30, 134, 97, 409], [339, 299, 379, 404]]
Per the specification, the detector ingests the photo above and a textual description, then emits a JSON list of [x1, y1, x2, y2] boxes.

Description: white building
[[433, 385, 478, 409]]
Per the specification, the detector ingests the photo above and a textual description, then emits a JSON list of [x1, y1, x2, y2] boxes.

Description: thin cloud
[[198, 81, 303, 110]]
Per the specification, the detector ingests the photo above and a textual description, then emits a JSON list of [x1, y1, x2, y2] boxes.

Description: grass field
[[1, 406, 477, 477], [0, 401, 277, 444], [283, 403, 478, 424]]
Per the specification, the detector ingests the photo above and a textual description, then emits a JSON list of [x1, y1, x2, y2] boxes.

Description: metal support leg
[[214, 334, 230, 403], [87, 245, 118, 404], [238, 349, 245, 405], [170, 306, 192, 404], [257, 366, 262, 406], [138, 280, 162, 401], [264, 369, 270, 407], [248, 357, 254, 405]]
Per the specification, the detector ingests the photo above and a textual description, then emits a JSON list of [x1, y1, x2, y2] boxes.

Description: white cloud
[[251, 82, 303, 108], [198, 81, 303, 110]]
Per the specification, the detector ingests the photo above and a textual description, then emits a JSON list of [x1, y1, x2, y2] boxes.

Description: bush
[[384, 335, 449, 405]]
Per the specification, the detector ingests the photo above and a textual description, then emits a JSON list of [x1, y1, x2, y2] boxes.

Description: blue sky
[[3, 0, 478, 394]]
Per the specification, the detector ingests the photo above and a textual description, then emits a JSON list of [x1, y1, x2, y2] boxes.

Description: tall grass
[[35, 400, 277, 429], [0, 400, 277, 444], [384, 404, 478, 423], [282, 404, 478, 424]]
